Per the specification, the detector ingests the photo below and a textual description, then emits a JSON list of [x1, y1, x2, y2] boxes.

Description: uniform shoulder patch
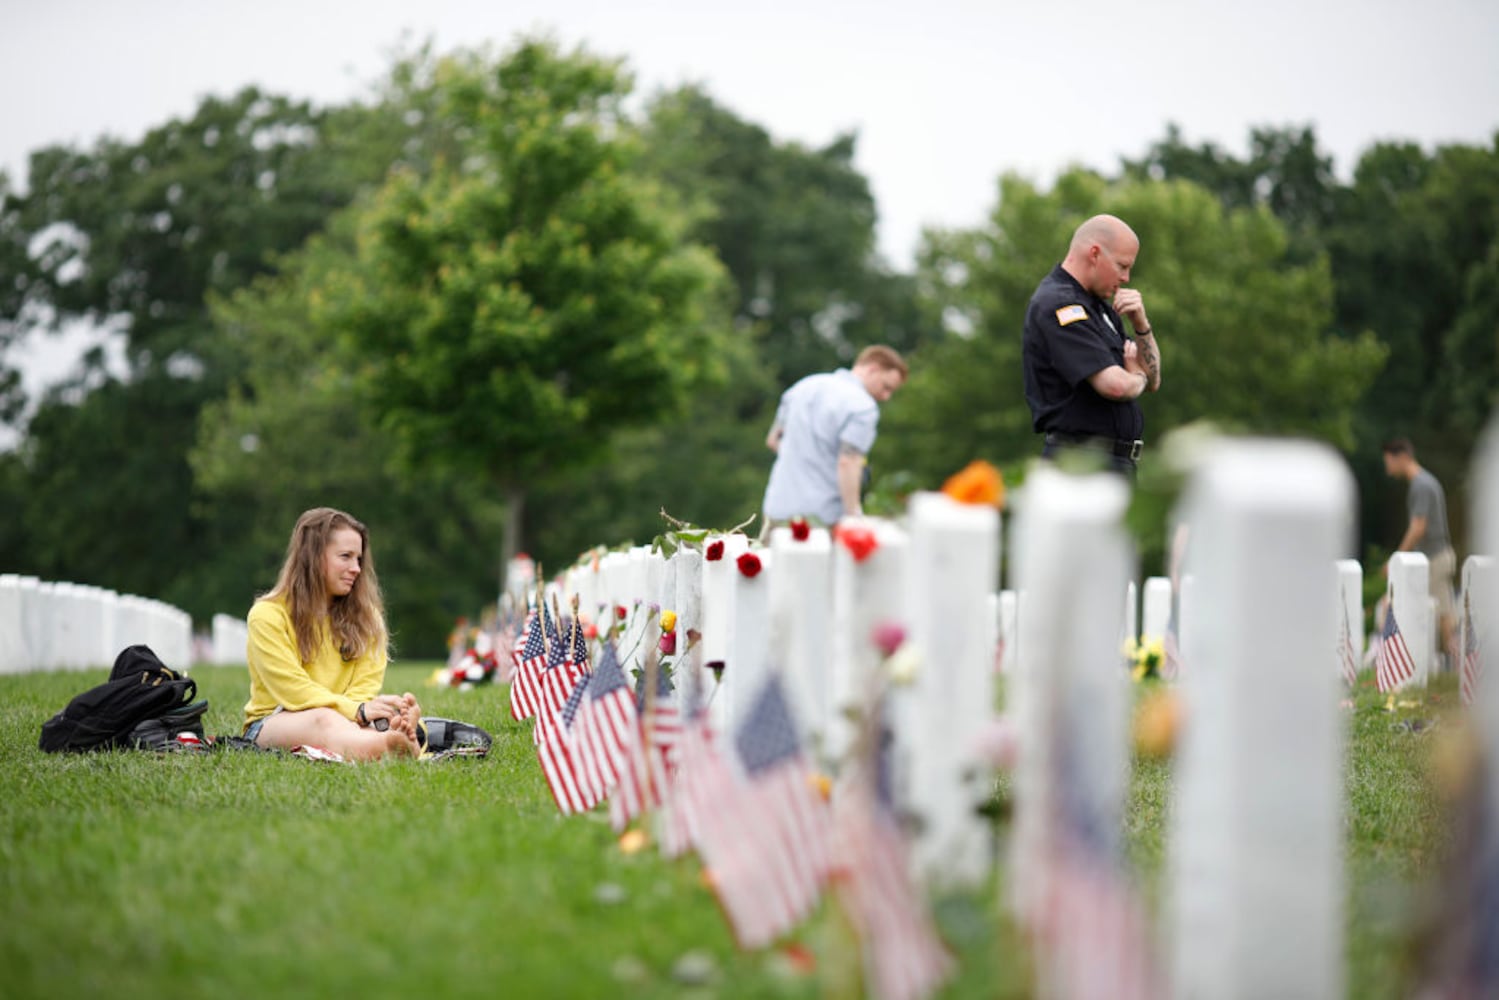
[[1054, 304, 1088, 326]]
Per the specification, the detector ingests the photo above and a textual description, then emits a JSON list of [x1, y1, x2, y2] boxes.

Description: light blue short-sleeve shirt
[[762, 368, 879, 526]]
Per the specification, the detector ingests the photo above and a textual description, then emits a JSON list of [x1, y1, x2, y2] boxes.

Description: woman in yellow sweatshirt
[[242, 507, 423, 760]]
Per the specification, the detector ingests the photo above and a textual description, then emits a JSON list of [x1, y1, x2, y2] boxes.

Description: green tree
[[319, 40, 728, 567], [637, 86, 929, 387], [1124, 123, 1338, 261], [0, 86, 417, 618]]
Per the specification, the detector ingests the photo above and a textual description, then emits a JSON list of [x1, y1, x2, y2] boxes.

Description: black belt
[[1045, 432, 1144, 461]]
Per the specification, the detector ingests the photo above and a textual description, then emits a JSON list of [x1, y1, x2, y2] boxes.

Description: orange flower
[[941, 460, 1005, 509]]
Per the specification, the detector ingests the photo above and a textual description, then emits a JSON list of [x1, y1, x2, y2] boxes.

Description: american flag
[[1032, 720, 1159, 1000], [509, 607, 548, 720], [676, 674, 832, 948], [534, 619, 590, 748], [1375, 602, 1416, 693], [832, 712, 953, 1000], [569, 641, 642, 807], [1461, 590, 1482, 707], [609, 656, 682, 833], [1337, 595, 1360, 688], [536, 670, 605, 814], [569, 611, 591, 668]]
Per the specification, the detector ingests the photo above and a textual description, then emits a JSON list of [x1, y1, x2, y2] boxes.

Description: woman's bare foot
[[381, 728, 419, 758], [402, 699, 423, 755]]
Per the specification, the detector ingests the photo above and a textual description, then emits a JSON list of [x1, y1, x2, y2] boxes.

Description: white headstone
[[1475, 420, 1499, 739], [828, 519, 908, 763], [603, 552, 627, 622], [902, 491, 1001, 889], [1460, 556, 1495, 705], [1122, 579, 1139, 647], [1389, 551, 1432, 686], [1336, 559, 1363, 676], [720, 548, 773, 732], [1007, 466, 1133, 930], [672, 548, 705, 704], [1141, 575, 1173, 643], [1173, 572, 1196, 679], [212, 613, 250, 666], [1168, 439, 1351, 1000], [621, 546, 652, 674], [768, 525, 833, 753], [700, 533, 751, 673], [94, 588, 120, 669], [0, 575, 24, 674]]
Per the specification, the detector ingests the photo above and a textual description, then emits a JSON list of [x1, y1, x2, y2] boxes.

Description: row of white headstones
[[0, 575, 209, 673], [557, 433, 1498, 999]]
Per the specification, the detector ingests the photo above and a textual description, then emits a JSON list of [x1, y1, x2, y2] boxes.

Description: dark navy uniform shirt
[[1021, 264, 1144, 441]]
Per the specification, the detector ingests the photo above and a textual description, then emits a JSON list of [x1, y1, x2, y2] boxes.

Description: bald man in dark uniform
[[1021, 214, 1162, 474]]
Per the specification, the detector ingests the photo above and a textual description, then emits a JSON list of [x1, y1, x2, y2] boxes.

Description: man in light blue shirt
[[762, 345, 908, 527]]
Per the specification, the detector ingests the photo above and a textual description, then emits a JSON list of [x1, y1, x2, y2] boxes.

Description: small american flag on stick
[[1461, 589, 1483, 707], [677, 674, 831, 948], [1375, 601, 1416, 693]]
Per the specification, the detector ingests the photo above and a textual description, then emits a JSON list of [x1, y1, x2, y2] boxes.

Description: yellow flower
[[659, 610, 677, 633]]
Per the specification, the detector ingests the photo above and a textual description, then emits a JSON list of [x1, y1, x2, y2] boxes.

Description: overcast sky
[[2, 0, 1498, 402]]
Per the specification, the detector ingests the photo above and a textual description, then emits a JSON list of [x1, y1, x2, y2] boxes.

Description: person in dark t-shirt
[[1382, 437, 1458, 668]]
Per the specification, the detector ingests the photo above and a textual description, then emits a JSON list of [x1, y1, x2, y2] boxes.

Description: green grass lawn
[[0, 663, 1454, 999]]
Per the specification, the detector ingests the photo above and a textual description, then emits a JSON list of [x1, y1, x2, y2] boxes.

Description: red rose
[[614, 604, 628, 622], [658, 632, 677, 655], [736, 552, 762, 578], [584, 623, 598, 640], [789, 518, 811, 541], [706, 539, 725, 561], [836, 523, 879, 563]]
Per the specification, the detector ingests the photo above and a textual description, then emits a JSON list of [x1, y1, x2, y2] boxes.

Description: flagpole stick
[[641, 634, 660, 822], [570, 593, 586, 663], [566, 595, 582, 678], [535, 573, 549, 660]]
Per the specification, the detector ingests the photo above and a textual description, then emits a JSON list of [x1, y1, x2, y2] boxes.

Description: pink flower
[[871, 621, 906, 657], [736, 552, 762, 578], [972, 716, 1019, 770], [706, 539, 725, 561], [659, 632, 677, 655]]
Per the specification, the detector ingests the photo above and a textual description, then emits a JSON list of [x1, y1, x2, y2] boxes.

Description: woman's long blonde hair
[[264, 507, 387, 664]]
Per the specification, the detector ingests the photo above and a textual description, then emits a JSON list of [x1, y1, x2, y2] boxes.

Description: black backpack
[[39, 644, 208, 753]]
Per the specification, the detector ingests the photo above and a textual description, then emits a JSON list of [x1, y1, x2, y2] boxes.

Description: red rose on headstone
[[705, 539, 725, 561], [836, 523, 879, 563], [736, 552, 762, 578], [790, 518, 811, 541]]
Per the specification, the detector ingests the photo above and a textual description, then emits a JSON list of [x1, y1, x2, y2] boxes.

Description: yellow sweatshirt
[[242, 596, 387, 733]]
